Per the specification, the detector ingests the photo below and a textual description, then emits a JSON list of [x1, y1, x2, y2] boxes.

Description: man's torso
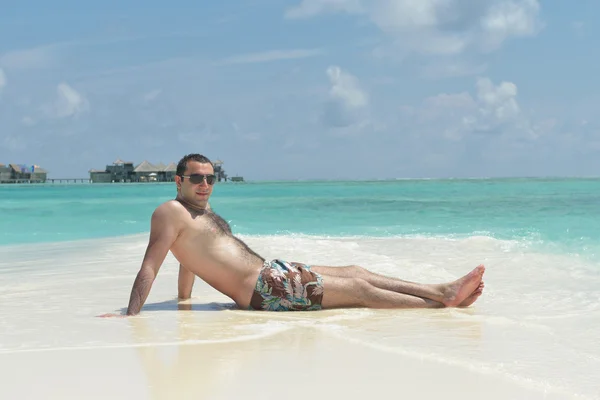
[[167, 200, 264, 308]]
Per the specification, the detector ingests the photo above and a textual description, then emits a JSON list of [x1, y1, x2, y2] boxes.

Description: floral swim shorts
[[249, 259, 324, 311]]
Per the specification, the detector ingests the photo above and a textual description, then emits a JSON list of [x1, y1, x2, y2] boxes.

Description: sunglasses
[[179, 174, 216, 185]]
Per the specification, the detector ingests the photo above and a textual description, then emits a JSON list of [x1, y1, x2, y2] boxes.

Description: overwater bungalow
[[0, 163, 47, 183], [89, 158, 230, 183]]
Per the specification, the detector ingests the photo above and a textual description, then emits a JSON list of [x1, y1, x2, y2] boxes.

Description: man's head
[[175, 153, 215, 208]]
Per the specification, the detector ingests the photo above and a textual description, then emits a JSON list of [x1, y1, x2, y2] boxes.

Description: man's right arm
[[126, 204, 180, 316]]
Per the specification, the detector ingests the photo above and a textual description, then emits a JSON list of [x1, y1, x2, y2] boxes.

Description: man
[[107, 153, 485, 317]]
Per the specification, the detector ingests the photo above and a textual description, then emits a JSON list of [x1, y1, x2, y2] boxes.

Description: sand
[[0, 305, 573, 400], [0, 235, 597, 400]]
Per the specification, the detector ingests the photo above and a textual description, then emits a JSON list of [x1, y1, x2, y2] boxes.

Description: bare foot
[[458, 281, 485, 307], [441, 265, 485, 307]]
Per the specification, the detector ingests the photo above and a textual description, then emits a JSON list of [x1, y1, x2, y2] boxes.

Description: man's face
[[176, 161, 215, 207]]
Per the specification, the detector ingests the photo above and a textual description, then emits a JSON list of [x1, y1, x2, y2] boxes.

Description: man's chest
[[186, 211, 232, 235]]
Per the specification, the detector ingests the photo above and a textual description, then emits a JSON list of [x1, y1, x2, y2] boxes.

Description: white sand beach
[[1, 235, 598, 399]]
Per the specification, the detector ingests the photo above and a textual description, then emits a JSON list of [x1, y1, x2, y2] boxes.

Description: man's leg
[[320, 276, 444, 309], [312, 264, 485, 307], [178, 264, 195, 300]]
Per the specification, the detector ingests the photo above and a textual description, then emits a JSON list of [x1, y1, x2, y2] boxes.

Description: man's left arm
[[178, 264, 195, 300]]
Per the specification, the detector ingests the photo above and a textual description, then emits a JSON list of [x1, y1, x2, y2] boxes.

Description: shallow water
[[2, 179, 600, 260]]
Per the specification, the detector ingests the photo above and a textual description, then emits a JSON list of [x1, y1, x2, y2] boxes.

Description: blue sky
[[0, 0, 598, 180]]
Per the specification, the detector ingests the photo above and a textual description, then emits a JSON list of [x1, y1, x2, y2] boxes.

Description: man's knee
[[348, 277, 371, 293], [346, 265, 366, 276], [344, 277, 376, 307]]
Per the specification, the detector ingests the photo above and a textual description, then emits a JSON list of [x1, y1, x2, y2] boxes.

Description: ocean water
[[3, 178, 600, 253], [1, 179, 599, 399]]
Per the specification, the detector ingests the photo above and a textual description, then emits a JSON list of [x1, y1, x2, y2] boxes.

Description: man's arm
[[178, 264, 195, 300], [126, 204, 180, 316]]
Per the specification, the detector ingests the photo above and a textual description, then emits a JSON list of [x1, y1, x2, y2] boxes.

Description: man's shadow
[[117, 298, 240, 314]]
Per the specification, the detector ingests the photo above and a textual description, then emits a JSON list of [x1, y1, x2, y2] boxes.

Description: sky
[[0, 0, 599, 180]]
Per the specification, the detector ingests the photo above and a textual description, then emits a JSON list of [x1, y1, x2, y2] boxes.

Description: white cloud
[[218, 48, 324, 65], [389, 76, 563, 175], [327, 66, 368, 108], [412, 76, 530, 141], [479, 0, 541, 51], [474, 77, 520, 123], [287, 0, 542, 56], [45, 83, 89, 118], [321, 65, 369, 128]]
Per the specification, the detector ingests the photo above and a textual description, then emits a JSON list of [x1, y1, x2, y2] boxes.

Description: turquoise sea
[[2, 178, 600, 261], [1, 179, 599, 399]]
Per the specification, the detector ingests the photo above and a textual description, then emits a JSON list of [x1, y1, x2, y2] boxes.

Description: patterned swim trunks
[[249, 259, 324, 311]]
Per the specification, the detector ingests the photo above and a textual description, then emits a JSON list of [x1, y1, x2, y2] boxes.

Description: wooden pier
[[0, 178, 90, 184], [0, 179, 46, 184], [48, 178, 90, 184]]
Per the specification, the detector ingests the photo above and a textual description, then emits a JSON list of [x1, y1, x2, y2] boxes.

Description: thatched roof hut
[[134, 160, 158, 173]]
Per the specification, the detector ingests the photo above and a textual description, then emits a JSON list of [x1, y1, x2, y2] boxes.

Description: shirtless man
[[112, 153, 485, 317]]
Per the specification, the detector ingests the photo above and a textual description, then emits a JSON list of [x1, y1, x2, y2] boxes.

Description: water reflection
[[127, 301, 321, 399]]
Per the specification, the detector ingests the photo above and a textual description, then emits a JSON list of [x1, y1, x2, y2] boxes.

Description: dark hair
[[176, 153, 213, 176]]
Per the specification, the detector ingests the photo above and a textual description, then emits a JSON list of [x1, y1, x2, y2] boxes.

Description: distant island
[[89, 159, 244, 183], [0, 159, 244, 184]]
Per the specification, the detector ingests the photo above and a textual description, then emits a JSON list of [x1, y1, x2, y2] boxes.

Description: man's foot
[[458, 281, 485, 307], [441, 265, 485, 307]]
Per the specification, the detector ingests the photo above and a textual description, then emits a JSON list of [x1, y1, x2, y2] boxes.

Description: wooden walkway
[[48, 178, 90, 183], [0, 178, 90, 184]]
